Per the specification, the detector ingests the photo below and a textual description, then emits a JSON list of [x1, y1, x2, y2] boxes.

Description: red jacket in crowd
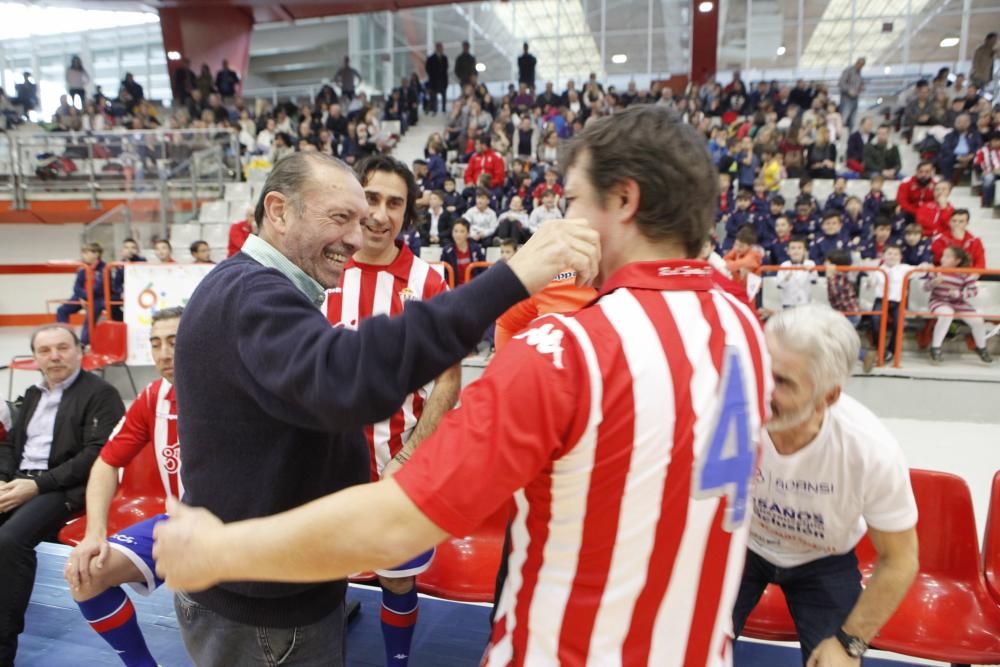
[[465, 148, 505, 188], [228, 219, 253, 257], [916, 201, 955, 237], [931, 230, 986, 269], [896, 176, 935, 217]]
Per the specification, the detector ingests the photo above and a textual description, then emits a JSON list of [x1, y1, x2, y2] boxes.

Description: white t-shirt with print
[[749, 393, 918, 568]]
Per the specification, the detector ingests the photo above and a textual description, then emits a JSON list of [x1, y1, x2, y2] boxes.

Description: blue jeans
[[983, 172, 996, 207], [732, 549, 863, 665], [840, 95, 859, 131], [174, 592, 345, 667]]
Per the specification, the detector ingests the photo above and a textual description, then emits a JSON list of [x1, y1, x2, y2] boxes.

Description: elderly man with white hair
[[732, 304, 919, 667]]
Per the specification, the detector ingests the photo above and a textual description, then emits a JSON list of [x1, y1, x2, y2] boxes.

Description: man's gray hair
[[765, 304, 859, 397], [254, 152, 356, 228], [30, 324, 80, 352]]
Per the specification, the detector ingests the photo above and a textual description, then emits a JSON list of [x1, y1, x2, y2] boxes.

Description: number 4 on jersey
[[693, 346, 756, 533]]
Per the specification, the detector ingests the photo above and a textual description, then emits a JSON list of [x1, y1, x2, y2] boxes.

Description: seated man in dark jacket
[[937, 113, 983, 182], [0, 325, 124, 665]]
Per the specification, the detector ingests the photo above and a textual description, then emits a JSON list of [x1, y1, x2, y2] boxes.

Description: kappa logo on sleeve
[[513, 323, 565, 369]]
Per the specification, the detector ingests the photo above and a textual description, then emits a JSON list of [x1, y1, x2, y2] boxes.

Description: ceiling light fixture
[[698, 1, 714, 12], [776, 46, 786, 56], [475, 62, 486, 72], [611, 53, 628, 64], [939, 37, 960, 47], [167, 51, 181, 61]]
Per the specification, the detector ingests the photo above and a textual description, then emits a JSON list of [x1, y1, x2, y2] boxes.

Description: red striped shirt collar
[[597, 259, 715, 297], [346, 240, 415, 280]]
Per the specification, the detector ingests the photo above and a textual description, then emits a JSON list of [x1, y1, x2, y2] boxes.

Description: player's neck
[[354, 242, 400, 266], [613, 238, 687, 271]]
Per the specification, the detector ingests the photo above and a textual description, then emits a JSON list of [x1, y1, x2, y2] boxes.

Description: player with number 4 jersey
[[151, 106, 773, 666]]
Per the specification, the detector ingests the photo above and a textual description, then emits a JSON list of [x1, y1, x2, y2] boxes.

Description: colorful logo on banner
[[123, 264, 214, 365]]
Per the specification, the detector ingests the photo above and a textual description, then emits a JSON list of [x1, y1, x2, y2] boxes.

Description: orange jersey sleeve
[[495, 273, 596, 351]]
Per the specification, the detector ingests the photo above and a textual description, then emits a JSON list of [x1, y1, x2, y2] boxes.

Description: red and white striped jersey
[[395, 260, 772, 666], [99, 378, 182, 500], [325, 242, 450, 480]]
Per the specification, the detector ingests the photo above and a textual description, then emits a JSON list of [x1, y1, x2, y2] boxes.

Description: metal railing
[[1, 128, 240, 208], [757, 264, 891, 366]]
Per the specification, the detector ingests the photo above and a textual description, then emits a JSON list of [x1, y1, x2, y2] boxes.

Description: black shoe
[[976, 347, 994, 364], [930, 347, 943, 364]]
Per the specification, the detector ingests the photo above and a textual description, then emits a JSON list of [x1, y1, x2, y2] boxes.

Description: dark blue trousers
[[732, 549, 863, 666]]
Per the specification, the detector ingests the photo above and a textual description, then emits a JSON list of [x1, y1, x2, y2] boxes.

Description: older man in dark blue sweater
[[172, 152, 598, 666]]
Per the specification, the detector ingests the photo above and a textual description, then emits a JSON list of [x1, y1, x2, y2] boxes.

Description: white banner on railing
[[123, 263, 213, 365]]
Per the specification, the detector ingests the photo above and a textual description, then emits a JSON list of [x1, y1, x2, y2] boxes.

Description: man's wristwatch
[[835, 628, 868, 658]]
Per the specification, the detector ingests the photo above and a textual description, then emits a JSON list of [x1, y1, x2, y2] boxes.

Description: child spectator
[[761, 151, 784, 193], [901, 224, 933, 265], [496, 195, 529, 243], [420, 190, 453, 245], [768, 216, 794, 265], [862, 174, 886, 219], [797, 177, 820, 214], [531, 168, 563, 208], [462, 188, 499, 246], [860, 218, 900, 260], [190, 240, 214, 264], [499, 238, 518, 262], [723, 225, 763, 285], [733, 136, 760, 190], [56, 242, 105, 346], [931, 209, 986, 268], [527, 189, 563, 235], [924, 245, 993, 364], [153, 239, 174, 263], [916, 180, 955, 237], [810, 210, 854, 263], [791, 195, 820, 239], [867, 244, 914, 362], [841, 196, 870, 242], [699, 237, 730, 277], [825, 249, 878, 371], [776, 237, 817, 308], [824, 176, 849, 213], [441, 176, 466, 216], [751, 179, 769, 213], [974, 131, 1000, 207], [441, 219, 485, 286], [723, 190, 757, 250]]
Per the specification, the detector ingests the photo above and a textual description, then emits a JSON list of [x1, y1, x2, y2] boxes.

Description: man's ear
[[823, 385, 842, 409], [608, 178, 640, 225], [264, 192, 289, 233]]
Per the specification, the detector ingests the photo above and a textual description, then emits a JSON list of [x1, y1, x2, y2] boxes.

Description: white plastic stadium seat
[[169, 223, 203, 249], [200, 223, 230, 249], [420, 246, 443, 263], [224, 182, 252, 202], [198, 200, 230, 224]]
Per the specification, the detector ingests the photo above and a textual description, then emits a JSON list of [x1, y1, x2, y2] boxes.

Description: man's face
[[276, 164, 366, 289], [766, 335, 820, 432], [950, 214, 969, 236], [861, 118, 873, 134], [956, 115, 970, 132], [916, 163, 933, 181], [150, 317, 179, 382], [361, 170, 408, 258], [122, 241, 139, 259], [934, 181, 951, 200], [33, 328, 82, 387], [193, 244, 212, 262], [876, 127, 889, 144], [918, 86, 929, 101], [565, 154, 617, 286]]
